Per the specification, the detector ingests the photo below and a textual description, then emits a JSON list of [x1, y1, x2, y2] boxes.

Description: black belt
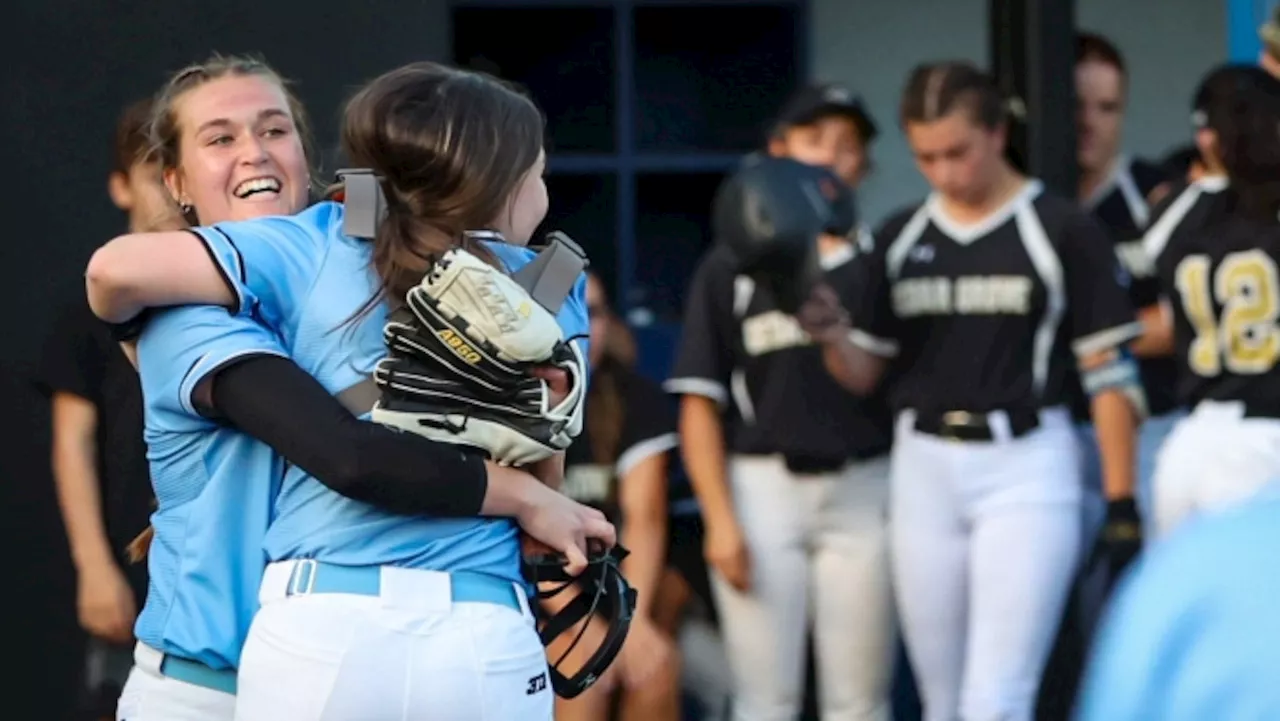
[[913, 408, 1041, 442], [1242, 400, 1280, 420]]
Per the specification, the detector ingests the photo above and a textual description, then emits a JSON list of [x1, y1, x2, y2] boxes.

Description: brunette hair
[[111, 98, 156, 176], [900, 61, 1007, 131], [584, 273, 627, 465], [1076, 32, 1126, 79], [1199, 64, 1280, 222], [338, 62, 545, 316]]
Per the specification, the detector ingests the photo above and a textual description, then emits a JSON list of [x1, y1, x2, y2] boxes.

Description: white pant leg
[[808, 456, 895, 721], [233, 570, 551, 721], [711, 455, 811, 721], [889, 415, 970, 721], [116, 646, 236, 721], [1136, 410, 1185, 529], [1153, 402, 1280, 540], [958, 413, 1082, 721]]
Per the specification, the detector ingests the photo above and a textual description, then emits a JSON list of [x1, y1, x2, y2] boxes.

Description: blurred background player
[[765, 83, 878, 211], [1144, 63, 1280, 538], [799, 61, 1143, 721], [557, 269, 683, 721], [1074, 32, 1177, 533], [34, 97, 183, 721], [667, 82, 898, 721]]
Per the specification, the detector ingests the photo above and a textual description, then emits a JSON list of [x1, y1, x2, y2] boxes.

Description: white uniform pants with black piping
[[710, 454, 895, 721]]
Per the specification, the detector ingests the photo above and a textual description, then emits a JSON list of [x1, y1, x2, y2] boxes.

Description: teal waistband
[[285, 561, 523, 612], [158, 654, 237, 695]]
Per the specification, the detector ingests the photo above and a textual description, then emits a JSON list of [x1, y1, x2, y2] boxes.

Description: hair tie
[[1004, 96, 1027, 122]]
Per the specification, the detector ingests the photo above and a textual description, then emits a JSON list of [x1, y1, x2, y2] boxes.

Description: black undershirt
[[208, 354, 490, 517]]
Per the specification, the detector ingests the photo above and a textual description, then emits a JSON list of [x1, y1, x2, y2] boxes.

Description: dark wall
[[3, 2, 446, 717]]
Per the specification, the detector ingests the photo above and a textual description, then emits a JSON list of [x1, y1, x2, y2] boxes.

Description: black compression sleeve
[[209, 354, 489, 517]]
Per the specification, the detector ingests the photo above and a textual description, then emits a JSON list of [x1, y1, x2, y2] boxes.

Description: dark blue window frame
[[451, 0, 810, 315]]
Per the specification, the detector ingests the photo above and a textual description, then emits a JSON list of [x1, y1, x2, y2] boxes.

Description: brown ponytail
[[338, 62, 546, 316]]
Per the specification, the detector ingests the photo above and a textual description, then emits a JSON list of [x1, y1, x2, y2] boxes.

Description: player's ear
[[988, 119, 1009, 156], [1194, 128, 1219, 169], [107, 171, 133, 212], [767, 134, 789, 159], [163, 166, 186, 207]]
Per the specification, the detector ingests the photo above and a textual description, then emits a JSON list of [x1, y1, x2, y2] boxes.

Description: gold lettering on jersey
[[741, 311, 812, 357], [1175, 250, 1280, 377], [893, 278, 952, 316], [954, 276, 1033, 314], [436, 328, 483, 365], [563, 464, 612, 503], [1114, 240, 1155, 279], [893, 276, 1031, 317]]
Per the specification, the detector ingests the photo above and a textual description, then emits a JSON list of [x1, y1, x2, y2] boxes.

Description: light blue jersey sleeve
[[1076, 487, 1280, 721], [189, 203, 338, 337], [137, 306, 287, 432]]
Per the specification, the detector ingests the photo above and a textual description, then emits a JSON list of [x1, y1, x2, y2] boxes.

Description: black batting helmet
[[712, 155, 855, 313]]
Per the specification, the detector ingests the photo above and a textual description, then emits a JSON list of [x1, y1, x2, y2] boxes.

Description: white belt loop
[[513, 582, 534, 622], [988, 410, 1013, 443], [379, 566, 452, 613], [259, 560, 299, 605], [133, 642, 164, 675]]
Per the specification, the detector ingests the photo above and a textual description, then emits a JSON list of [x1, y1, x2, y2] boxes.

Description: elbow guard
[[1081, 347, 1148, 421]]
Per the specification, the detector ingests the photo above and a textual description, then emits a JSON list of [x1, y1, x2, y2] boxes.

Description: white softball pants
[[1152, 400, 1280, 540], [233, 561, 552, 721], [115, 644, 236, 721], [890, 408, 1083, 721], [711, 454, 895, 721]]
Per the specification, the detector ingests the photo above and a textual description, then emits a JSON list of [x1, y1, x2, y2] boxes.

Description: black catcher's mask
[[523, 544, 637, 699]]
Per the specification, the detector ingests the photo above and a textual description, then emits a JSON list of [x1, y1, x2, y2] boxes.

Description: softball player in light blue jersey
[[1076, 483, 1280, 721], [112, 55, 315, 721], [90, 63, 591, 721], [206, 200, 585, 721]]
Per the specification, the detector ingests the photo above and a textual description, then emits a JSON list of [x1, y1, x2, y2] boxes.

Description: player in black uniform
[[796, 61, 1143, 721], [558, 270, 684, 721], [666, 84, 896, 721], [36, 98, 181, 721], [1074, 32, 1178, 532], [1143, 64, 1280, 539]]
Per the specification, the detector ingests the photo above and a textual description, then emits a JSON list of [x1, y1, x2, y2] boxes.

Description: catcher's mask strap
[[336, 168, 387, 240], [510, 231, 589, 314]]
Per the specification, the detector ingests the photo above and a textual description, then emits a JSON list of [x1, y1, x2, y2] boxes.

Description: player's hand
[[77, 561, 137, 644], [1090, 496, 1143, 588], [617, 615, 674, 690], [704, 519, 751, 592], [532, 366, 570, 407], [516, 483, 616, 576], [796, 284, 851, 346]]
